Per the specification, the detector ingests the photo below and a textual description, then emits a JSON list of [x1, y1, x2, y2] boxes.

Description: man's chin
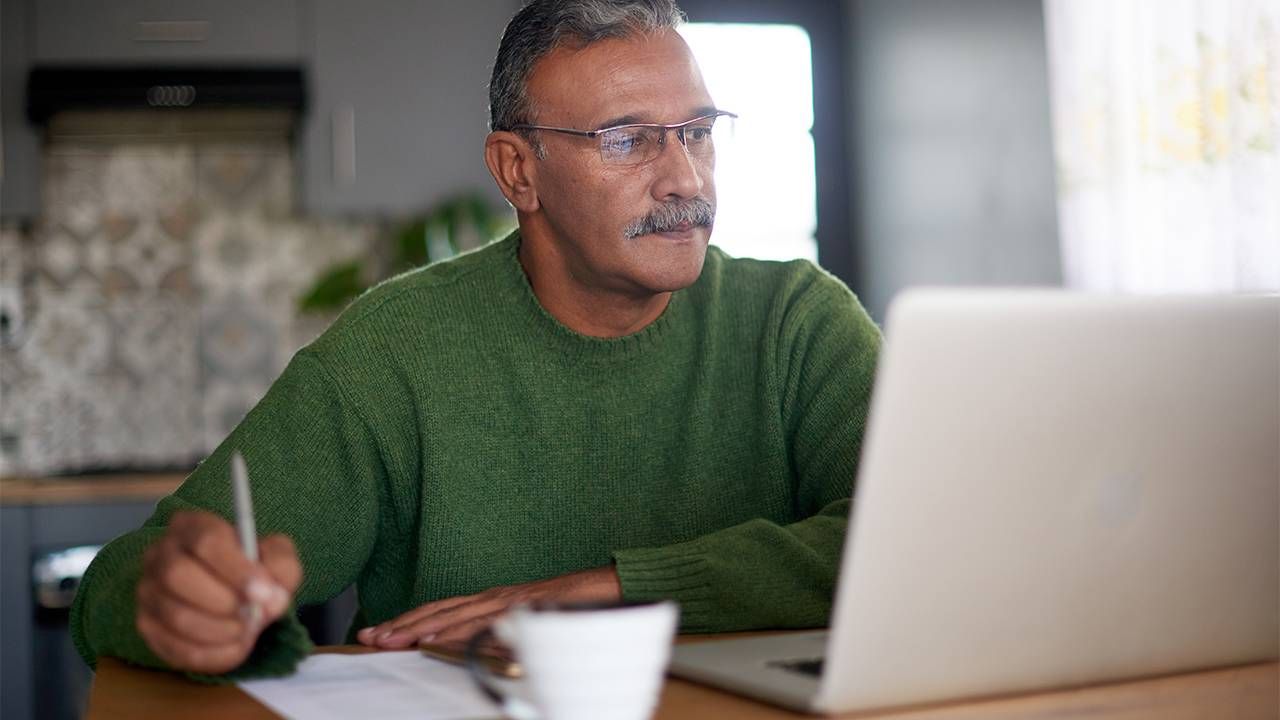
[[635, 230, 711, 292]]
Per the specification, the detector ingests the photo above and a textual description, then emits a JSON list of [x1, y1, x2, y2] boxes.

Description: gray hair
[[488, 0, 686, 140]]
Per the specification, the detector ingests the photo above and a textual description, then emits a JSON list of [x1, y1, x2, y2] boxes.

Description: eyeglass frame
[[508, 110, 738, 164]]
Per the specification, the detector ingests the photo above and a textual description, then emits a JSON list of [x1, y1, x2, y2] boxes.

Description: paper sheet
[[238, 651, 502, 719]]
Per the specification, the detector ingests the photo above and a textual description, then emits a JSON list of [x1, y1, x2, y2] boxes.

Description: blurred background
[[0, 1, 1275, 719]]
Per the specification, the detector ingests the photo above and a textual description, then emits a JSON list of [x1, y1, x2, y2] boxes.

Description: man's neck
[[517, 231, 671, 339]]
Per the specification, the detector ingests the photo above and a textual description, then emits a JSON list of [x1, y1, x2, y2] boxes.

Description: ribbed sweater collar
[[496, 231, 693, 365]]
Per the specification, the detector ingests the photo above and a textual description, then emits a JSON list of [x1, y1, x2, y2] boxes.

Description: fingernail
[[246, 578, 276, 605], [420, 633, 436, 643], [358, 627, 374, 641], [378, 630, 393, 643]]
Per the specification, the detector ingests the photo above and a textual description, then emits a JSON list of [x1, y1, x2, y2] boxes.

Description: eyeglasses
[[511, 110, 737, 166]]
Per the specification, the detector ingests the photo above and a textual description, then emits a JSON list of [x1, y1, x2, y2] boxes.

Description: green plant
[[299, 192, 515, 314]]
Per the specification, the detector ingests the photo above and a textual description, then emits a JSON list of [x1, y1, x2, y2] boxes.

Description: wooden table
[[87, 643, 1277, 720]]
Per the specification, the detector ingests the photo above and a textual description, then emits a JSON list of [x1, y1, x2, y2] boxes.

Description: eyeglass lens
[[598, 116, 731, 165]]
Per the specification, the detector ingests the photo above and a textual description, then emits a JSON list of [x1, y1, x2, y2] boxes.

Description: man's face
[[524, 29, 718, 297]]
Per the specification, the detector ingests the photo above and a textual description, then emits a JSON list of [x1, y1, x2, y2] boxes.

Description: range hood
[[26, 66, 307, 125]]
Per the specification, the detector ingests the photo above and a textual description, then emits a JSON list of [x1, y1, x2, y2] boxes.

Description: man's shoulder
[[307, 236, 515, 358], [701, 244, 853, 306], [698, 245, 877, 350]]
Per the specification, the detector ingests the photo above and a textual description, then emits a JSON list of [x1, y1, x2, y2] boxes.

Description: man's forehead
[[526, 29, 713, 127]]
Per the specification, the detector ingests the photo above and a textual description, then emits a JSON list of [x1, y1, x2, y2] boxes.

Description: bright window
[[679, 23, 818, 263]]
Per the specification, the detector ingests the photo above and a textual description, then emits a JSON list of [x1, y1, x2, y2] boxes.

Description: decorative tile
[[200, 379, 269, 455], [196, 143, 293, 217], [36, 224, 109, 291], [0, 224, 26, 286], [110, 217, 191, 293], [0, 224, 34, 350], [18, 299, 112, 382], [199, 293, 278, 383], [0, 365, 26, 476], [42, 146, 107, 236], [109, 372, 202, 468], [8, 118, 379, 476], [192, 214, 285, 296], [102, 145, 195, 217], [105, 297, 198, 387], [8, 377, 110, 474]]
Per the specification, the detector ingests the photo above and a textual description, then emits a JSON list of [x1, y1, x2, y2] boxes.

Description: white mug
[[467, 601, 679, 720]]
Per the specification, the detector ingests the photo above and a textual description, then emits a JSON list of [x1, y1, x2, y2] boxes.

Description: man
[[71, 0, 880, 679]]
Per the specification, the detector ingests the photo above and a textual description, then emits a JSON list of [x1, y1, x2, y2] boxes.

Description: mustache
[[623, 197, 715, 239]]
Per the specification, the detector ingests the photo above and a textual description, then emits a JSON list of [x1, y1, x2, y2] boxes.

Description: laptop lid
[[817, 290, 1279, 713]]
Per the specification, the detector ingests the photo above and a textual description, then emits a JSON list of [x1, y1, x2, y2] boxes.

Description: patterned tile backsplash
[[0, 113, 380, 477]]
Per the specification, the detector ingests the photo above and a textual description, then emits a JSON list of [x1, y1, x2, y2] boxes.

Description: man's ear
[[484, 131, 541, 213]]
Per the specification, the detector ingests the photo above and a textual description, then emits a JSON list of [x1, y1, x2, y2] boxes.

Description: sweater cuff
[[612, 543, 718, 632]]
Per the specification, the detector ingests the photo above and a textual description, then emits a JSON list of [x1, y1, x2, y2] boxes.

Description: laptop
[[669, 289, 1279, 714]]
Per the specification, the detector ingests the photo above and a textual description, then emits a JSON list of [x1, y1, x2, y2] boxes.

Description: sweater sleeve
[[612, 275, 881, 632], [69, 349, 385, 682]]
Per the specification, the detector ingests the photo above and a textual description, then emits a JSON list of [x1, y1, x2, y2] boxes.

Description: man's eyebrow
[[595, 113, 645, 130], [594, 106, 722, 130]]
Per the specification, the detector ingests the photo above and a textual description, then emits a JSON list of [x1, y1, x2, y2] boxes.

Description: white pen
[[230, 450, 262, 628]]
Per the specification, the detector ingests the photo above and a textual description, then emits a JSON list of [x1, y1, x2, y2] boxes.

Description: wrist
[[598, 563, 622, 601], [572, 564, 622, 602]]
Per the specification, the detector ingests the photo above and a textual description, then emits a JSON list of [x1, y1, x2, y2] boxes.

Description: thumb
[[255, 534, 302, 618]]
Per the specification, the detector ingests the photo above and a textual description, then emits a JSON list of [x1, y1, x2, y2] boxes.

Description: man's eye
[[686, 126, 713, 143], [603, 130, 647, 154]]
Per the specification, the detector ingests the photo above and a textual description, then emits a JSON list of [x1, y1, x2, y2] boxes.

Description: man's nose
[[651, 128, 705, 200]]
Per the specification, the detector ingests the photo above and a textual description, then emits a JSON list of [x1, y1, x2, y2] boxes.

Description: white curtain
[[1044, 0, 1280, 293]]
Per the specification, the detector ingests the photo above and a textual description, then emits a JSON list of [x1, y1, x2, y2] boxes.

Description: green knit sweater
[[70, 231, 881, 682]]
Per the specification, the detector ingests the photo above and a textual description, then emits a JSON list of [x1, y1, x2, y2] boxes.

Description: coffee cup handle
[[465, 626, 538, 720]]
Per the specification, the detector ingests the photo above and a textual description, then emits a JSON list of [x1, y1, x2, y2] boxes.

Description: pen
[[419, 642, 524, 679], [230, 450, 262, 627]]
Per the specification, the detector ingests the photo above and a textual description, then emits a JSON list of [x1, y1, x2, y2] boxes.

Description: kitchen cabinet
[[2, 0, 39, 219], [29, 0, 302, 63], [300, 0, 517, 215], [1, 0, 303, 220], [2, 0, 521, 219], [1, 483, 172, 720]]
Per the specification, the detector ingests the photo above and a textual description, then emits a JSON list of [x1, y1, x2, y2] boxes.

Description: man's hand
[[136, 510, 302, 675], [356, 565, 622, 650]]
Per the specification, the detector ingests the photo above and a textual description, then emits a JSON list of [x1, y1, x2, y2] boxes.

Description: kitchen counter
[[0, 473, 186, 506]]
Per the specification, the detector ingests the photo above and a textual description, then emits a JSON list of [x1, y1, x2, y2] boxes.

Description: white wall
[[845, 0, 1061, 322]]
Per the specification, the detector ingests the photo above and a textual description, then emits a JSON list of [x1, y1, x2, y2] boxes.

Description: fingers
[[257, 534, 301, 619], [137, 611, 252, 676], [376, 608, 505, 650], [135, 511, 302, 674], [136, 578, 246, 646], [166, 512, 292, 612], [372, 593, 474, 634], [386, 593, 491, 634], [168, 511, 263, 594], [142, 536, 242, 616], [356, 568, 622, 650], [356, 595, 467, 645], [430, 611, 504, 645], [366, 595, 507, 649], [259, 535, 302, 593]]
